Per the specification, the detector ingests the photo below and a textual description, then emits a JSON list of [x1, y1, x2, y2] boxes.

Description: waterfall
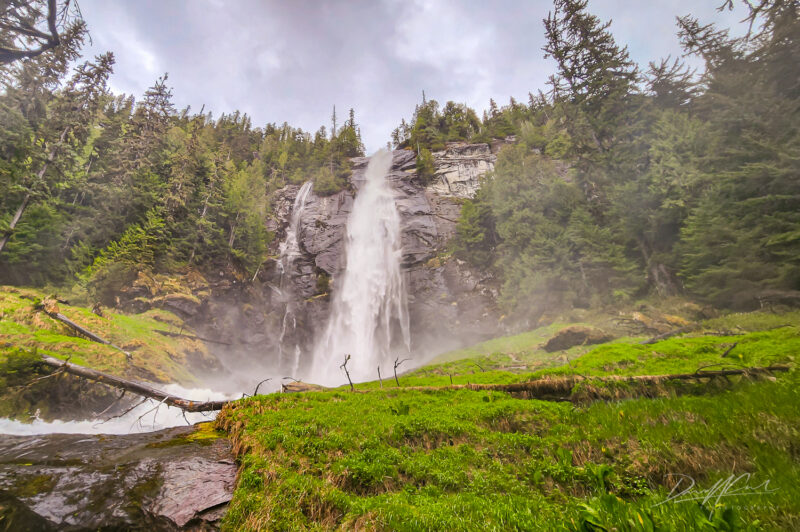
[[309, 150, 410, 385], [277, 180, 313, 374]]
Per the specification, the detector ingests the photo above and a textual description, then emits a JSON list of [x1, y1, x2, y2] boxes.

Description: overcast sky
[[78, 0, 747, 152]]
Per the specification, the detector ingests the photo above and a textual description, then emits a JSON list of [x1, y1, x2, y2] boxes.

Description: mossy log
[[355, 365, 792, 398], [153, 329, 232, 346], [35, 356, 790, 411], [39, 308, 132, 360], [39, 356, 226, 412], [640, 325, 695, 345]]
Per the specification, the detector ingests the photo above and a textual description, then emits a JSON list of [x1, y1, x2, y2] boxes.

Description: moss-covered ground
[[0, 285, 209, 382], [0, 285, 217, 418], [217, 310, 799, 530]]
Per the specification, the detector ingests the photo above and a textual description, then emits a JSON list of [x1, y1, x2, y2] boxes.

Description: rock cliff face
[[192, 143, 503, 381], [427, 142, 497, 198]]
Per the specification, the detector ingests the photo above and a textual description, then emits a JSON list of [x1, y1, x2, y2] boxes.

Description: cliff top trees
[[451, 0, 800, 312]]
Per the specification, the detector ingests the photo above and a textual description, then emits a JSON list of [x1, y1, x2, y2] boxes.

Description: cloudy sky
[[78, 0, 747, 151]]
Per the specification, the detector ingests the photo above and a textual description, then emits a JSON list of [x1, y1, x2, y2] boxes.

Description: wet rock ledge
[[0, 423, 236, 531]]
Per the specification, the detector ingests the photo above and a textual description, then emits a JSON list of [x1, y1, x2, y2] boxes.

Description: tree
[[415, 147, 435, 184], [543, 0, 638, 155], [483, 145, 639, 321], [0, 0, 84, 64], [0, 52, 114, 255], [676, 1, 800, 307], [453, 191, 497, 269]]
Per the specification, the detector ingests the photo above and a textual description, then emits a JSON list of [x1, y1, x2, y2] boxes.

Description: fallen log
[[350, 365, 791, 397], [641, 325, 695, 345], [153, 329, 232, 346], [35, 356, 791, 411], [39, 356, 227, 412], [40, 308, 132, 360]]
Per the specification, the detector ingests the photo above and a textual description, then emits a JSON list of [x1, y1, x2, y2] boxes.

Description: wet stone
[[0, 423, 236, 531]]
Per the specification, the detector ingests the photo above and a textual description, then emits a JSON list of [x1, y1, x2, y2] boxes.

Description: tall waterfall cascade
[[277, 180, 313, 375], [309, 150, 410, 385]]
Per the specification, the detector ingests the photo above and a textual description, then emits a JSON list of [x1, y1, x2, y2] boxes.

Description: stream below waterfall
[[0, 384, 231, 435]]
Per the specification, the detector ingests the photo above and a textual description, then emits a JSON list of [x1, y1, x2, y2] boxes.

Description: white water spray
[[277, 180, 313, 374], [310, 150, 410, 385], [0, 384, 231, 435]]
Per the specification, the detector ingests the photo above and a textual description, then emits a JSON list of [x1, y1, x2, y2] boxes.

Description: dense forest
[[390, 0, 800, 320], [2, 0, 798, 323], [0, 17, 365, 298]]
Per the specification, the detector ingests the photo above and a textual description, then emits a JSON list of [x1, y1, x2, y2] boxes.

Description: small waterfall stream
[[277, 180, 314, 374], [310, 150, 410, 385]]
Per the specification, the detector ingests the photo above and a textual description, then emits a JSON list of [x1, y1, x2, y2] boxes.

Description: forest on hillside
[[1, 0, 798, 322], [397, 0, 800, 319], [0, 4, 366, 297]]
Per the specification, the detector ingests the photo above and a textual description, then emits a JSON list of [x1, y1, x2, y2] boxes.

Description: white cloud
[[76, 0, 756, 152]]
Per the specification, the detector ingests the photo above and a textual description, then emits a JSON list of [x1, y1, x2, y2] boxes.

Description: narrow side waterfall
[[310, 150, 410, 385], [277, 180, 313, 374]]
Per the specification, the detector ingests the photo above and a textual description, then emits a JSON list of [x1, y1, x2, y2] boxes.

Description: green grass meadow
[[217, 312, 799, 531]]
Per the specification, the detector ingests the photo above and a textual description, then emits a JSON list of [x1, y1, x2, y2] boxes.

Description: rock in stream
[[0, 422, 236, 531]]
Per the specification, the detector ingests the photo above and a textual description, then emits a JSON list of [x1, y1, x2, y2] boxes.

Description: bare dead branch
[[721, 342, 739, 358], [340, 354, 354, 392], [253, 378, 272, 396], [93, 389, 126, 418], [393, 357, 410, 387], [94, 397, 148, 427]]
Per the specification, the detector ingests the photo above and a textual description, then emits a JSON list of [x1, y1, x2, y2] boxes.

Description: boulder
[[544, 325, 614, 352], [158, 292, 202, 319]]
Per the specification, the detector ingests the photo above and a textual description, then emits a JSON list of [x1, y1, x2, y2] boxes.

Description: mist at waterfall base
[[0, 384, 232, 435], [307, 150, 411, 386]]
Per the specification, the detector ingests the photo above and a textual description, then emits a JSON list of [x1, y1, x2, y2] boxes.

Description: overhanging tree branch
[[0, 0, 73, 65]]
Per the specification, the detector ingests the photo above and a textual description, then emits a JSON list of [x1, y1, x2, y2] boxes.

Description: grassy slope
[[217, 311, 799, 531], [0, 285, 210, 384]]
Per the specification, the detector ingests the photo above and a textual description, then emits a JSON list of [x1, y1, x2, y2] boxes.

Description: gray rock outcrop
[[427, 142, 497, 198], [270, 147, 502, 360]]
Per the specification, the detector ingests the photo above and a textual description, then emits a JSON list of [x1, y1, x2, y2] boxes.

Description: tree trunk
[[353, 365, 790, 398], [0, 126, 68, 254], [228, 212, 240, 248], [39, 307, 132, 360], [39, 356, 227, 412], [0, 191, 31, 253], [35, 356, 788, 412], [637, 238, 680, 297]]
